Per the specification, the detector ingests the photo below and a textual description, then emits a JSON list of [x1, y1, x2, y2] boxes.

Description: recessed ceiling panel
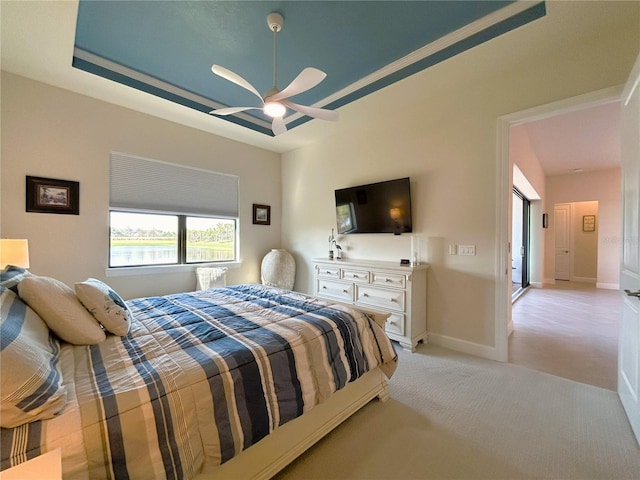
[[73, 1, 545, 136]]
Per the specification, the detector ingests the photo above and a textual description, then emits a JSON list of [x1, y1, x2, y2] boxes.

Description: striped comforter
[[1, 284, 397, 479]]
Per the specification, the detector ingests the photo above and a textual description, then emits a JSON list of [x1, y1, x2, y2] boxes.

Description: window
[[109, 212, 236, 267], [109, 152, 239, 268]]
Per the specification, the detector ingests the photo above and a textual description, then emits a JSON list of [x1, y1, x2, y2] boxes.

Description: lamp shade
[[1, 239, 30, 268]]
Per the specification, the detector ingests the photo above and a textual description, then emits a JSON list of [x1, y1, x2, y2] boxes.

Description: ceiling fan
[[209, 12, 338, 136]]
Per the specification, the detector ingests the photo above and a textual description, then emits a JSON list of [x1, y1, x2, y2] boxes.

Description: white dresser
[[313, 258, 428, 352]]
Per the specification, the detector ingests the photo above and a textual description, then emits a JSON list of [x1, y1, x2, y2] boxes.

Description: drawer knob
[[343, 289, 349, 293], [363, 293, 369, 297], [390, 298, 397, 302], [322, 286, 327, 289], [385, 278, 391, 282]]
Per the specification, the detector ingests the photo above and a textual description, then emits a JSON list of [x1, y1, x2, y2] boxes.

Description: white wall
[[281, 1, 638, 352], [1, 73, 281, 298], [545, 169, 621, 288]]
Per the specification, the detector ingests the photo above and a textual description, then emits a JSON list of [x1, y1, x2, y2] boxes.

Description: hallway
[[509, 282, 621, 390]]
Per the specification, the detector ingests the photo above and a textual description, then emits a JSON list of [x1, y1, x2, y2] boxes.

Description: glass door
[[512, 187, 530, 300]]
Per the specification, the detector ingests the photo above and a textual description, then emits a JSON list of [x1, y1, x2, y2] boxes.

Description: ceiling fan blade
[[268, 68, 327, 102], [209, 106, 261, 116], [272, 117, 287, 136], [283, 101, 338, 121], [211, 65, 264, 102]]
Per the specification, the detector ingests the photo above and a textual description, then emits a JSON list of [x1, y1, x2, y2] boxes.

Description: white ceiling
[[521, 102, 621, 177]]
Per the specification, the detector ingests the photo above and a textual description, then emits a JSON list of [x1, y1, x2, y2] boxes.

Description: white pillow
[[75, 278, 132, 336], [18, 276, 106, 345], [0, 286, 67, 427]]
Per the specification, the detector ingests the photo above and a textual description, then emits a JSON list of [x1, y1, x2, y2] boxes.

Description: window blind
[[109, 152, 239, 218]]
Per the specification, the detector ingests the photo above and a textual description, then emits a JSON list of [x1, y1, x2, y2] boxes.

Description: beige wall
[[545, 169, 621, 288], [1, 73, 281, 298], [572, 201, 599, 282], [1, 2, 637, 358], [281, 1, 637, 353]]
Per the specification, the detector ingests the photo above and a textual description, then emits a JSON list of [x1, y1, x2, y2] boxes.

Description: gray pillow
[[18, 276, 106, 345]]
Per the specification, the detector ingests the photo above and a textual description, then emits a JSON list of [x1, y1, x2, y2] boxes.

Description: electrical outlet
[[459, 245, 476, 256], [448, 244, 457, 255]]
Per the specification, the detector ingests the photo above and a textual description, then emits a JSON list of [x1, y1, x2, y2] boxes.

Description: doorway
[[554, 203, 571, 281], [495, 86, 623, 363], [512, 187, 530, 299], [553, 201, 599, 283]]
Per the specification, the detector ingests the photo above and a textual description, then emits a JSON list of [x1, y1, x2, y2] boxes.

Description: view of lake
[[110, 245, 232, 267]]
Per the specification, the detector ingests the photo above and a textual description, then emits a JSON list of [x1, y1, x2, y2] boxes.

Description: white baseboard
[[571, 276, 596, 284], [596, 282, 619, 290], [427, 333, 502, 361], [529, 281, 543, 288], [543, 278, 556, 285]]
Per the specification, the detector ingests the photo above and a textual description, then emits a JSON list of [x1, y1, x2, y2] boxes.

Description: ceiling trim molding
[[73, 47, 274, 135], [72, 1, 545, 136], [286, 1, 546, 130], [286, 1, 546, 125]]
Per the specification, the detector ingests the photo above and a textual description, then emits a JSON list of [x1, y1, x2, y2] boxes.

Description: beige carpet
[[275, 344, 640, 480]]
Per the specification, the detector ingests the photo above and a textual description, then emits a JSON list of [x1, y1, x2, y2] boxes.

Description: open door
[[619, 51, 640, 444]]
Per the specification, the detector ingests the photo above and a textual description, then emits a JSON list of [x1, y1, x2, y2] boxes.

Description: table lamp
[[1, 239, 30, 269]]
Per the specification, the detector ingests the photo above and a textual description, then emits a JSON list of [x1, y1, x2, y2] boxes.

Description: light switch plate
[[459, 245, 476, 256]]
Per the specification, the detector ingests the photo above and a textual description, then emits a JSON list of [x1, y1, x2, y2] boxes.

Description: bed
[[1, 270, 396, 480]]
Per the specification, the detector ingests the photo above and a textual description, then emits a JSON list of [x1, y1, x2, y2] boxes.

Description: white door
[[554, 203, 571, 281], [619, 52, 640, 444]]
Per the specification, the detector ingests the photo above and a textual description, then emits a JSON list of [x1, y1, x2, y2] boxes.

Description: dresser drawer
[[317, 279, 354, 302], [341, 268, 369, 283], [385, 312, 405, 336], [371, 271, 406, 288], [316, 265, 340, 279], [356, 285, 405, 312]]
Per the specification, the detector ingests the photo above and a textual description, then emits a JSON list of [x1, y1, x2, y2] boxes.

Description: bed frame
[[195, 306, 391, 480]]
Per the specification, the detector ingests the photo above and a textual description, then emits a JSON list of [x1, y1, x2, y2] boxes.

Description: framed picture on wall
[[583, 215, 596, 232], [26, 176, 79, 215], [253, 204, 271, 225]]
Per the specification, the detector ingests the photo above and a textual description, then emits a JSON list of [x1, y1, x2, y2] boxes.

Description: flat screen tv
[[335, 177, 412, 235]]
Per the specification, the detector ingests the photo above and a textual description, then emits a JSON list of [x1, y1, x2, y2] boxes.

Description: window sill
[[105, 261, 241, 277]]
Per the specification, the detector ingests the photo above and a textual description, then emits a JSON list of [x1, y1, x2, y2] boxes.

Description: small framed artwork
[[253, 204, 271, 225], [583, 215, 596, 232], [26, 176, 79, 215]]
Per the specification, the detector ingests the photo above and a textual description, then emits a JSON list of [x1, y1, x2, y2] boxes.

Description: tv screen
[[335, 177, 412, 235]]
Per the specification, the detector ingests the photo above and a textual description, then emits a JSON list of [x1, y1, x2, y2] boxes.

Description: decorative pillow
[[75, 278, 132, 336], [0, 286, 67, 427], [18, 276, 106, 345], [0, 265, 33, 294]]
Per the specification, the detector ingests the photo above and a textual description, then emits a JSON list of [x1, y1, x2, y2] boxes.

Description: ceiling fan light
[[264, 101, 286, 118]]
